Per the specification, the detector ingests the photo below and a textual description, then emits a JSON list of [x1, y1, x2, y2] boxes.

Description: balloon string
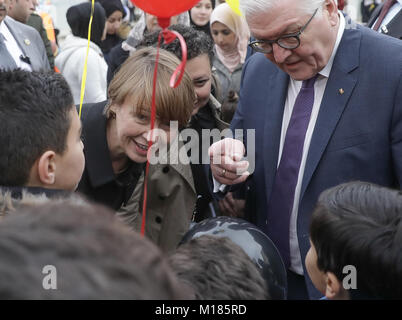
[[78, 0, 95, 119], [140, 31, 163, 236], [140, 28, 188, 237], [162, 30, 188, 88]]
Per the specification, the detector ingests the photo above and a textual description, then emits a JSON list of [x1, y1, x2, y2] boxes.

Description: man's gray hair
[[239, 0, 327, 21]]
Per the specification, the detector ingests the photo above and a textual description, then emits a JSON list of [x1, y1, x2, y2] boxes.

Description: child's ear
[[37, 151, 57, 185], [325, 272, 343, 300]]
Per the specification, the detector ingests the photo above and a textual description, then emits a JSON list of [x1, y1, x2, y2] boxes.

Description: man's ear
[[37, 151, 57, 185], [325, 272, 343, 299], [325, 0, 339, 27]]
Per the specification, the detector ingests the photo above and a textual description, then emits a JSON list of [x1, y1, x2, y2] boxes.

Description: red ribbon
[[140, 25, 188, 236]]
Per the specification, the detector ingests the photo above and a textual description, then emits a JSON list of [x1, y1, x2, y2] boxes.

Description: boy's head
[[306, 181, 402, 300], [168, 235, 269, 300], [0, 199, 186, 299], [0, 69, 85, 191]]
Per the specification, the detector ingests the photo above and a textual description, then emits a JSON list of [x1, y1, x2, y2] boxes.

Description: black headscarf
[[189, 0, 215, 39], [66, 2, 106, 47], [95, 0, 126, 18]]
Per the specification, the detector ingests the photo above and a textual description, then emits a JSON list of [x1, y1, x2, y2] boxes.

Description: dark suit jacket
[[0, 16, 50, 71], [367, 3, 402, 39], [231, 24, 402, 299]]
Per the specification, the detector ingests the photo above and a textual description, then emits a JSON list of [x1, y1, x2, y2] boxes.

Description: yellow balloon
[[225, 0, 242, 16]]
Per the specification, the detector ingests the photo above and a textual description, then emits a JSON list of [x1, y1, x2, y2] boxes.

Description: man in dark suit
[[209, 0, 402, 299], [0, 0, 50, 71], [367, 0, 402, 39]]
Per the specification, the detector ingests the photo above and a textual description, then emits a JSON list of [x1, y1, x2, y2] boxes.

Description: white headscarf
[[210, 3, 250, 72]]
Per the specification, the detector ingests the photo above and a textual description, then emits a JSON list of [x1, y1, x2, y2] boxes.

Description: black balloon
[[181, 217, 288, 300]]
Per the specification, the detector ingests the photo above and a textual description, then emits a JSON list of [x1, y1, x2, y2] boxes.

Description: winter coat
[[212, 54, 243, 104], [116, 136, 197, 253], [0, 186, 84, 220], [55, 34, 108, 105]]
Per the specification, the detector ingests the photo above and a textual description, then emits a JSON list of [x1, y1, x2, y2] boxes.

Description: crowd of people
[[0, 0, 401, 300]]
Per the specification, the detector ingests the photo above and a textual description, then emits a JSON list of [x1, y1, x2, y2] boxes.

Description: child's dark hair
[[0, 200, 185, 299], [140, 24, 215, 67], [0, 69, 74, 186], [310, 181, 402, 299], [168, 235, 268, 300]]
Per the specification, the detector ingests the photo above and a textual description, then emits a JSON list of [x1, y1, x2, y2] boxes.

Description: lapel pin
[[339, 88, 344, 95], [24, 39, 31, 45]]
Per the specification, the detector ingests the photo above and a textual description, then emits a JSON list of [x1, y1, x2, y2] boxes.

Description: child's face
[[54, 107, 85, 191], [305, 240, 327, 295], [111, 96, 175, 163]]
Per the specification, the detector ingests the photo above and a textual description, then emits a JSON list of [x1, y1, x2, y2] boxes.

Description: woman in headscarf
[[106, 9, 190, 84], [95, 0, 126, 63], [55, 2, 108, 104], [210, 2, 249, 103], [189, 0, 215, 39]]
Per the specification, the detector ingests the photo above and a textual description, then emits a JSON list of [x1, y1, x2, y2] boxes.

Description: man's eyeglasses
[[248, 8, 319, 54]]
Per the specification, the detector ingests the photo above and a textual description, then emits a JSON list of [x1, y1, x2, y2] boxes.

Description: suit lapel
[[263, 69, 289, 202], [300, 27, 361, 200], [5, 18, 28, 57], [385, 8, 402, 38]]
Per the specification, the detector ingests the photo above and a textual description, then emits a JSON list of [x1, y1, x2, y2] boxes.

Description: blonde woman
[[77, 47, 196, 251]]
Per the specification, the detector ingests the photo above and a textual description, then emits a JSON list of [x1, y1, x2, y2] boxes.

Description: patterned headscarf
[[122, 10, 190, 54]]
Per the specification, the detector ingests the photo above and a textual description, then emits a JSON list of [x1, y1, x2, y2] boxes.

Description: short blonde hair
[[107, 47, 195, 128]]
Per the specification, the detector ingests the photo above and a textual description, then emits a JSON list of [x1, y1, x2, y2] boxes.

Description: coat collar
[[4, 16, 28, 57], [81, 101, 117, 188]]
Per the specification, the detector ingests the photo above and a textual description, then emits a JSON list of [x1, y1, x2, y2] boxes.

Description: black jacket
[[368, 3, 402, 39], [76, 101, 144, 210]]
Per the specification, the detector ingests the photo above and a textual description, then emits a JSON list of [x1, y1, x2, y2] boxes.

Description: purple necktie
[[373, 0, 397, 31], [266, 75, 318, 268]]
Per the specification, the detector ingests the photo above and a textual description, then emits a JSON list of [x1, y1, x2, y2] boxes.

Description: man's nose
[[271, 43, 292, 64]]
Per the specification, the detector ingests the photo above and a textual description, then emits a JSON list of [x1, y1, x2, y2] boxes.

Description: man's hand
[[208, 138, 250, 185]]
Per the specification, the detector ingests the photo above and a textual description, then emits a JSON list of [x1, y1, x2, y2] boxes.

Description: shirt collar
[[319, 11, 345, 78], [0, 19, 10, 39]]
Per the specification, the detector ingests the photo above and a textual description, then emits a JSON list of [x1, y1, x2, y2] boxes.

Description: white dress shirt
[[285, 13, 345, 274], [0, 18, 32, 71], [371, 0, 402, 32]]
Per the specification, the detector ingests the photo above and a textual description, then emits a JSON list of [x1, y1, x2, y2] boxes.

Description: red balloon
[[131, 0, 199, 19]]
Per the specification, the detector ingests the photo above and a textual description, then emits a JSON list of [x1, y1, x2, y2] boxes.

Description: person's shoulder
[[26, 13, 43, 30], [109, 44, 129, 64], [78, 100, 108, 123], [356, 24, 402, 55], [5, 16, 40, 38], [245, 52, 276, 71]]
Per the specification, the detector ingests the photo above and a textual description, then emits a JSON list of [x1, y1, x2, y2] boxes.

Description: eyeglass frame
[[248, 8, 319, 54]]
